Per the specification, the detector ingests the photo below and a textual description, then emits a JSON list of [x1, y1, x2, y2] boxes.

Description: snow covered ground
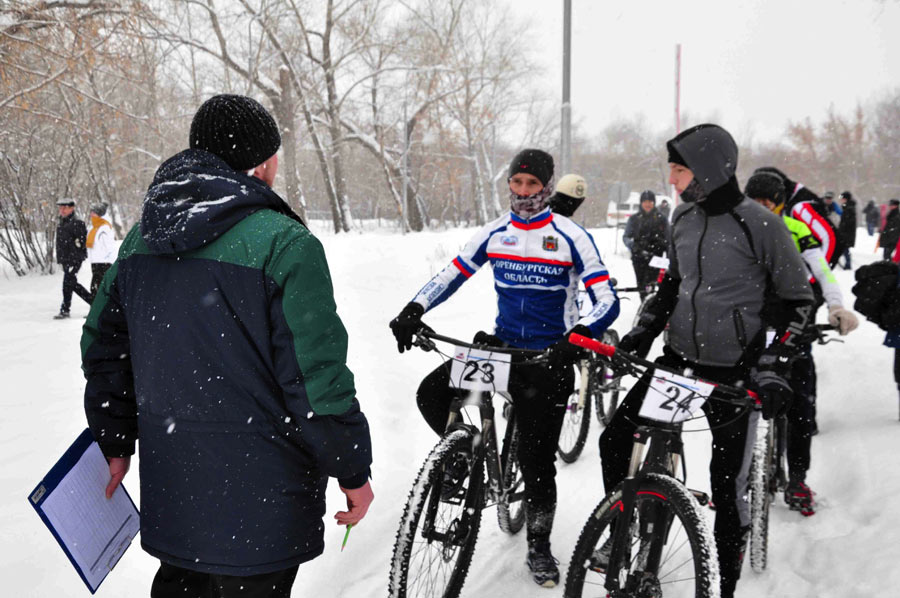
[[1, 224, 897, 597]]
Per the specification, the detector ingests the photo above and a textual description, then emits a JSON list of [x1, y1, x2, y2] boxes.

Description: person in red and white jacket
[[390, 148, 619, 588]]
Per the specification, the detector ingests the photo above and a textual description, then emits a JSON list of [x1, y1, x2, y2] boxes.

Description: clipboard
[[28, 428, 140, 594]]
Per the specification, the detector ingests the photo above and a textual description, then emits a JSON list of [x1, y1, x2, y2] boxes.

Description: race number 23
[[450, 347, 511, 392]]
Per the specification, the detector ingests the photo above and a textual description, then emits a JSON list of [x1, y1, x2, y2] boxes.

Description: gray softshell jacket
[[663, 124, 814, 367], [667, 198, 813, 367]]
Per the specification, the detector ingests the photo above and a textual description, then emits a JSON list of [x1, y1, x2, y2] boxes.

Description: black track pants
[[90, 262, 112, 300], [61, 262, 91, 312], [416, 358, 572, 542], [150, 561, 299, 598], [631, 257, 658, 301], [786, 351, 817, 481], [598, 347, 757, 596]]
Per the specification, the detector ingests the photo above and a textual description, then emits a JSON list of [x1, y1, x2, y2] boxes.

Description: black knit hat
[[745, 171, 785, 205], [891, 199, 900, 207], [189, 94, 281, 171], [840, 191, 853, 200], [639, 190, 656, 204], [508, 149, 554, 187]]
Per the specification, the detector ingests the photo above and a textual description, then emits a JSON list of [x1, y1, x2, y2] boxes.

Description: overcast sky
[[509, 0, 900, 146]]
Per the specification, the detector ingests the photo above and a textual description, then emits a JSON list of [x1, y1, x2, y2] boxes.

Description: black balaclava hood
[[549, 192, 583, 217]]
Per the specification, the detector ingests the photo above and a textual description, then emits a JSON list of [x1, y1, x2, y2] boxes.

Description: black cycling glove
[[389, 302, 426, 353], [617, 326, 655, 359], [473, 330, 503, 347], [752, 344, 794, 420], [547, 324, 592, 369]]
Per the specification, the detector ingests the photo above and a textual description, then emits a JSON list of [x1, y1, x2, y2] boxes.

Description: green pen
[[341, 524, 353, 552]]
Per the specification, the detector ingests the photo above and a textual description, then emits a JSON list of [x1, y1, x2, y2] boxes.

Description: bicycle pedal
[[688, 489, 709, 506]]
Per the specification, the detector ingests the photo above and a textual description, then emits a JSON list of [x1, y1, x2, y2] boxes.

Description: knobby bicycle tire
[[497, 418, 526, 534], [749, 419, 773, 573], [595, 329, 621, 427], [557, 359, 594, 463], [564, 473, 720, 598], [389, 429, 485, 598]]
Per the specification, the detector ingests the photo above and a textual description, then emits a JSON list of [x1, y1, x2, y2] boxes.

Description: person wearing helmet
[[390, 150, 620, 588], [752, 166, 846, 268], [548, 173, 587, 218], [745, 171, 858, 516], [598, 124, 815, 598]]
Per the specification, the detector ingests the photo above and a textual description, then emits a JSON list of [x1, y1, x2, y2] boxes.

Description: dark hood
[[667, 124, 738, 195], [141, 149, 303, 255]]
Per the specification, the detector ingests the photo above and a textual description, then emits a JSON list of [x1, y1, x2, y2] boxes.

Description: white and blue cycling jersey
[[412, 207, 620, 350]]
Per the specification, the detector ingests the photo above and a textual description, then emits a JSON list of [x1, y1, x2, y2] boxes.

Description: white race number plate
[[449, 347, 511, 392]]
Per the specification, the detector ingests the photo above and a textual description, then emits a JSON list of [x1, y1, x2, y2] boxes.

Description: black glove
[[473, 330, 503, 347], [389, 302, 426, 353], [752, 369, 793, 420], [547, 324, 592, 369], [617, 326, 655, 359], [752, 344, 794, 420]]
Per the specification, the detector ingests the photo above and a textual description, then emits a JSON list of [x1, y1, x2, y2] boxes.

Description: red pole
[[673, 43, 682, 205], [675, 44, 682, 136]]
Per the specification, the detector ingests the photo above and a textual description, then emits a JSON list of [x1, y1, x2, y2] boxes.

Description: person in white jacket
[[86, 202, 116, 300]]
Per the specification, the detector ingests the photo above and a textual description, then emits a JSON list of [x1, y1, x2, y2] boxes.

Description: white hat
[[556, 174, 587, 199], [56, 198, 76, 206]]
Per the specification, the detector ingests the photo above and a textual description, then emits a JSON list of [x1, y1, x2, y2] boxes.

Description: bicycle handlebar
[[415, 328, 546, 357], [568, 333, 760, 405]]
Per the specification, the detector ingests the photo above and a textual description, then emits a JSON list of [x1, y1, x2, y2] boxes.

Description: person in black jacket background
[[53, 198, 91, 319], [863, 200, 879, 236], [838, 191, 857, 269], [622, 190, 669, 300], [81, 95, 373, 598], [880, 200, 900, 260]]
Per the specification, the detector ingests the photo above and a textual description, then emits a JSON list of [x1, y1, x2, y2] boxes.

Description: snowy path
[[1, 226, 897, 597]]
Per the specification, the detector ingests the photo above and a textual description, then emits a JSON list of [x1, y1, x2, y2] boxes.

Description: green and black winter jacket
[[81, 149, 371, 575]]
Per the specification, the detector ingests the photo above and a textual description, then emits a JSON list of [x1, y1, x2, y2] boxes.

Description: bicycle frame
[[442, 390, 514, 505]]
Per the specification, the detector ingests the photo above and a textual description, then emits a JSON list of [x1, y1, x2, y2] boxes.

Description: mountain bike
[[557, 328, 623, 463], [747, 323, 840, 573], [563, 333, 759, 598], [558, 280, 628, 464], [388, 329, 547, 598]]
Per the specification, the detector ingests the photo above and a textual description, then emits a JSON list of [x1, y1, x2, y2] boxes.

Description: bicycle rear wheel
[[557, 359, 593, 463], [497, 417, 526, 534], [564, 473, 719, 598], [749, 419, 773, 573], [389, 429, 485, 598], [595, 329, 621, 427]]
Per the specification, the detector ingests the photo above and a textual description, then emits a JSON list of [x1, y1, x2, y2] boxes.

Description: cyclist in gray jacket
[[598, 124, 815, 598]]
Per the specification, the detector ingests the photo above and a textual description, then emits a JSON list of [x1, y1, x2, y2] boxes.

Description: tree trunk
[[277, 69, 306, 221]]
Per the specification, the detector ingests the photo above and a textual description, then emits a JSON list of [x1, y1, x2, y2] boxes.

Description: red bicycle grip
[[568, 333, 616, 357]]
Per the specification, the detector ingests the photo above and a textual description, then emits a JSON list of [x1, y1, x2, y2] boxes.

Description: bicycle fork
[[606, 428, 682, 593]]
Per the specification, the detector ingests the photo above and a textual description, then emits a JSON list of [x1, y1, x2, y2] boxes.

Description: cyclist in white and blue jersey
[[390, 148, 619, 588]]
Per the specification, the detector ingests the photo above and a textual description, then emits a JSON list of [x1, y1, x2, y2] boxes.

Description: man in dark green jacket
[[81, 95, 373, 598]]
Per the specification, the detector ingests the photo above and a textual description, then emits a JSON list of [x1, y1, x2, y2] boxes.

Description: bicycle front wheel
[[595, 329, 621, 427], [557, 359, 593, 463], [497, 417, 526, 534], [564, 473, 719, 598], [749, 419, 773, 573], [389, 429, 485, 598]]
